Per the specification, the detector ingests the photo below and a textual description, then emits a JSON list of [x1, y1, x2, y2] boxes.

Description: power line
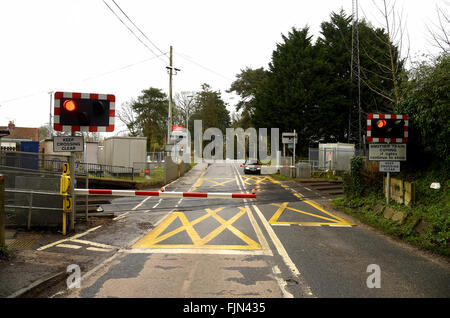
[[0, 54, 167, 105], [110, 0, 167, 59], [102, 0, 167, 65], [175, 52, 233, 81]]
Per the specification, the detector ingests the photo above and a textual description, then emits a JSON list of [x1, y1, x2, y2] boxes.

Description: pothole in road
[[137, 222, 155, 230], [285, 278, 299, 285]]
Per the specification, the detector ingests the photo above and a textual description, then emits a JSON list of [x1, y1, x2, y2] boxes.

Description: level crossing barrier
[[74, 188, 256, 199]]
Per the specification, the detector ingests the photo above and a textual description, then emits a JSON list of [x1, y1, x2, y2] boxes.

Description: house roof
[[0, 125, 39, 141]]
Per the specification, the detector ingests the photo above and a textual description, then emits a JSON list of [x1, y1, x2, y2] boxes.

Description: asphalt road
[[42, 162, 449, 298]]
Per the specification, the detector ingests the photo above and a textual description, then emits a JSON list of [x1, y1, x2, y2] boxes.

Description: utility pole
[[167, 46, 173, 143], [166, 46, 181, 144]]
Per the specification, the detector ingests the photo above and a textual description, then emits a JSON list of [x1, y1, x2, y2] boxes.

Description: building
[[0, 121, 39, 151]]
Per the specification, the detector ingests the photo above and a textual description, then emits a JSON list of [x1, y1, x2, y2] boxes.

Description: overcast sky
[[0, 0, 446, 136]]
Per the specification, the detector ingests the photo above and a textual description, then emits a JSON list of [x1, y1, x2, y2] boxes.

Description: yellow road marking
[[269, 202, 354, 226], [191, 178, 236, 190], [133, 207, 262, 250], [242, 175, 278, 186]]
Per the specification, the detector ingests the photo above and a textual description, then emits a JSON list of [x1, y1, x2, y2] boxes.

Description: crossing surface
[[42, 162, 450, 298]]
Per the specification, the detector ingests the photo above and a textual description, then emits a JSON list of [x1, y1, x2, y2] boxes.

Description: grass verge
[[332, 174, 449, 257]]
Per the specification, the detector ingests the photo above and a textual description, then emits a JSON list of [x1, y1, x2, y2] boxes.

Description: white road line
[[113, 196, 153, 220], [56, 244, 82, 249], [272, 265, 294, 298], [232, 163, 314, 297], [251, 204, 301, 277], [70, 239, 118, 249], [86, 247, 113, 252], [37, 225, 102, 251], [152, 198, 162, 209], [304, 187, 312, 191]]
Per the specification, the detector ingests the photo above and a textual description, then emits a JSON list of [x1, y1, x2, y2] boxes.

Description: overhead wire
[[110, 0, 167, 59], [102, 0, 167, 65]]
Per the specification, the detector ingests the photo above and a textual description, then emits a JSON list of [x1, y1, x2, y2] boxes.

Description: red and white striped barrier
[[74, 188, 256, 199], [240, 165, 295, 168]]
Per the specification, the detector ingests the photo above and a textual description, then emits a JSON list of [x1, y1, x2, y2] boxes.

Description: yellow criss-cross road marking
[[133, 207, 262, 250], [191, 178, 235, 190], [269, 202, 354, 226], [242, 175, 277, 186]]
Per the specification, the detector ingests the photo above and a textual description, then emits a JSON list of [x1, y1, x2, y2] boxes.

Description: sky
[[0, 0, 446, 137]]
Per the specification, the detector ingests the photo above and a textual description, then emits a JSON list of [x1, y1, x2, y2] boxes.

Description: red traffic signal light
[[63, 100, 77, 112], [367, 114, 408, 143], [53, 92, 115, 132], [376, 119, 386, 128]]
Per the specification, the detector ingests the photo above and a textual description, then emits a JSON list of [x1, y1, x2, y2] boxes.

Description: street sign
[[282, 132, 297, 144], [53, 136, 84, 152], [379, 161, 400, 172], [369, 144, 406, 161], [172, 124, 183, 132]]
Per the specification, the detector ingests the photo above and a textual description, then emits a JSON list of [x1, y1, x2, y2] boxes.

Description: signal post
[[53, 91, 115, 233], [367, 114, 408, 204]]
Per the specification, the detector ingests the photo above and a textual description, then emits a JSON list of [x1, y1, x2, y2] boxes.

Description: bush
[[343, 156, 364, 196]]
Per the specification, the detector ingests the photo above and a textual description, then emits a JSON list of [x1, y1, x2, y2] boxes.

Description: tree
[[174, 91, 195, 130], [117, 101, 141, 136], [252, 27, 325, 155], [121, 88, 168, 151], [426, 3, 450, 54], [227, 67, 268, 129], [358, 0, 409, 109], [190, 84, 230, 134], [38, 125, 50, 140], [396, 53, 450, 168]]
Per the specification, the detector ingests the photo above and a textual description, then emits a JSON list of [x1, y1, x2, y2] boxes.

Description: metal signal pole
[[351, 0, 362, 151]]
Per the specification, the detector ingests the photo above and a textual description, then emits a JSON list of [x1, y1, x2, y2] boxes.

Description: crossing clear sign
[[53, 136, 84, 152], [282, 132, 297, 144], [379, 161, 400, 172]]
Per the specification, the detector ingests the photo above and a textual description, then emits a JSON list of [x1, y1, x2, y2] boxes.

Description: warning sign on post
[[379, 161, 400, 172], [53, 136, 84, 152], [369, 144, 406, 161]]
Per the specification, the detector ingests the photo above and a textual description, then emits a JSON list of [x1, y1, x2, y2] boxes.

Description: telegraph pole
[[166, 46, 180, 144], [167, 46, 173, 142]]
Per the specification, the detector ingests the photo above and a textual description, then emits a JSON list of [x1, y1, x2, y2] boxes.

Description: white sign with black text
[[369, 144, 406, 161], [379, 161, 400, 172], [53, 136, 84, 152]]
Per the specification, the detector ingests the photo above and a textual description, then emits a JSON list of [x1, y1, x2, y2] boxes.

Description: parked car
[[242, 159, 261, 174]]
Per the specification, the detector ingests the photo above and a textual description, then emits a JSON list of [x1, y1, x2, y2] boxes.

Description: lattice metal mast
[[350, 0, 362, 150]]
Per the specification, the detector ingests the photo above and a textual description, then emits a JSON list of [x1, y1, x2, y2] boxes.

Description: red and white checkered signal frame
[[366, 114, 408, 143], [53, 91, 115, 132]]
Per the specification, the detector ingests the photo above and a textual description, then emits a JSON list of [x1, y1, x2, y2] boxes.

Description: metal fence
[[0, 166, 63, 228], [75, 162, 134, 179], [0, 150, 69, 174], [308, 147, 366, 171], [147, 152, 166, 163], [0, 150, 135, 179]]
